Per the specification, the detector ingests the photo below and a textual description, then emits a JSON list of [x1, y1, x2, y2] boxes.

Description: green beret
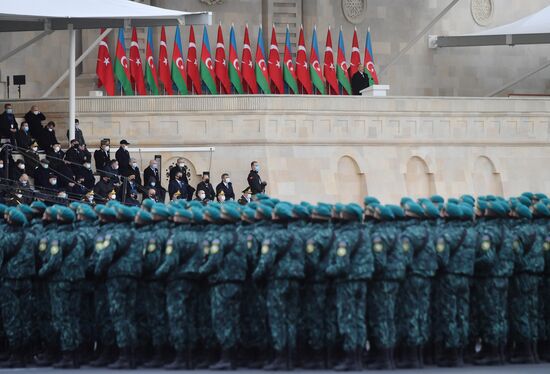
[[342, 203, 363, 221], [256, 204, 273, 219], [255, 193, 270, 200], [460, 194, 475, 204], [221, 205, 241, 222], [542, 198, 550, 205], [430, 195, 444, 204], [271, 198, 281, 205], [400, 197, 413, 206], [485, 195, 497, 202], [518, 196, 531, 207], [100, 207, 117, 218], [364, 196, 380, 206], [94, 204, 106, 214], [445, 203, 462, 219], [487, 201, 507, 217], [137, 209, 153, 223], [515, 204, 532, 219], [18, 204, 34, 219], [293, 204, 310, 219], [141, 198, 155, 211], [58, 206, 76, 222], [8, 208, 27, 226], [334, 203, 345, 214], [191, 207, 205, 223], [77, 204, 97, 221], [312, 205, 332, 219], [69, 202, 81, 211], [261, 199, 275, 208], [0, 203, 8, 216], [241, 207, 257, 221], [422, 201, 440, 219], [535, 193, 548, 201], [533, 202, 550, 217], [30, 201, 47, 214], [300, 201, 314, 209], [274, 202, 293, 220], [208, 202, 221, 210], [106, 200, 120, 208], [459, 204, 474, 220], [174, 208, 193, 221], [116, 205, 135, 221], [187, 200, 203, 209], [388, 204, 405, 219], [376, 205, 394, 221], [205, 206, 222, 222], [404, 202, 424, 218], [477, 199, 488, 212], [447, 198, 460, 205], [151, 203, 171, 219], [521, 192, 534, 200]]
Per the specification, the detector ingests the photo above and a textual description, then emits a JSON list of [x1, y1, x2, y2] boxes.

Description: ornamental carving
[[471, 0, 494, 26], [342, 0, 367, 24], [200, 0, 225, 5]]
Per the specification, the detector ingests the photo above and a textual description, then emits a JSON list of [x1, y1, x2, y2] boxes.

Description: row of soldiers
[[0, 192, 549, 370]]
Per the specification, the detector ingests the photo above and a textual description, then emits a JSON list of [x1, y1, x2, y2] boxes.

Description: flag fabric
[[145, 27, 160, 95], [323, 27, 338, 95], [268, 25, 284, 94], [171, 26, 188, 95], [255, 26, 270, 94], [229, 25, 244, 94], [349, 28, 361, 77], [365, 28, 379, 85], [200, 26, 217, 94], [240, 25, 255, 94], [296, 25, 312, 95], [96, 29, 115, 96], [337, 28, 352, 95], [114, 28, 133, 95], [187, 25, 202, 95], [309, 26, 325, 95], [215, 24, 231, 94], [283, 26, 298, 94], [129, 27, 146, 95], [159, 26, 173, 94]]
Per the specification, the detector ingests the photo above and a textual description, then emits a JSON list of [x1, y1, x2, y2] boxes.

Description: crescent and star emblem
[[366, 61, 375, 72], [205, 57, 214, 70], [286, 60, 293, 71], [176, 57, 184, 70], [233, 59, 240, 71], [121, 56, 128, 69], [312, 60, 320, 72], [258, 59, 267, 71], [147, 56, 154, 68]]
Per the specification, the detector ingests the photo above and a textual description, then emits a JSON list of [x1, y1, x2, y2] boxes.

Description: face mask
[[110, 195, 117, 200], [59, 193, 67, 199], [18, 164, 25, 170], [16, 194, 22, 199], [54, 147, 60, 152], [0, 164, 3, 169], [152, 164, 158, 169], [176, 176, 181, 180], [199, 194, 206, 200], [33, 111, 39, 115], [87, 196, 94, 202], [225, 178, 231, 184], [6, 109, 12, 114], [113, 166, 119, 170], [255, 165, 260, 172], [151, 182, 156, 187], [84, 163, 91, 169], [21, 181, 27, 185], [75, 123, 79, 127], [122, 145, 127, 150], [219, 196, 226, 202], [132, 163, 138, 168], [178, 163, 185, 168], [42, 164, 49, 169], [50, 180, 57, 185], [23, 127, 29, 132], [104, 146, 109, 151], [204, 178, 209, 183], [247, 193, 252, 199], [48, 128, 53, 132], [31, 147, 38, 152]]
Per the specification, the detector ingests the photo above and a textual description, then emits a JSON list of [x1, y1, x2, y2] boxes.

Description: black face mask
[[204, 179, 209, 183], [73, 144, 79, 149]]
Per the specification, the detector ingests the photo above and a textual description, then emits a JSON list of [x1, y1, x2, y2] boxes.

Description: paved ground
[[2, 364, 550, 373]]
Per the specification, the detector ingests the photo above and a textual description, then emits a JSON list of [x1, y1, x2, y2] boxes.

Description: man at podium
[[351, 64, 371, 95]]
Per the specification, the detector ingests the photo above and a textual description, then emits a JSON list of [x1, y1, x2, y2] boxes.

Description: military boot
[[164, 351, 187, 370], [474, 344, 500, 365], [142, 346, 164, 368], [0, 349, 25, 368], [368, 348, 392, 370], [53, 351, 77, 369], [89, 345, 116, 367], [397, 345, 421, 369], [108, 347, 132, 369], [263, 350, 287, 371], [510, 341, 535, 364], [334, 351, 358, 371], [302, 349, 324, 369], [210, 348, 234, 370]]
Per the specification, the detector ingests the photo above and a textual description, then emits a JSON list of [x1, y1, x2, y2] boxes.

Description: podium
[[361, 85, 390, 97]]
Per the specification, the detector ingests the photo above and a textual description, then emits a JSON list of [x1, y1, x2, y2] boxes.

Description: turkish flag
[[96, 29, 115, 96], [323, 28, 339, 95], [187, 25, 202, 95], [349, 28, 361, 77], [296, 26, 312, 94], [268, 25, 284, 94], [215, 24, 231, 94], [241, 25, 257, 94], [159, 26, 173, 95], [129, 27, 146, 95]]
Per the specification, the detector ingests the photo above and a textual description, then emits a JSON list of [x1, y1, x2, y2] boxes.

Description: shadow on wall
[[337, 155, 367, 203]]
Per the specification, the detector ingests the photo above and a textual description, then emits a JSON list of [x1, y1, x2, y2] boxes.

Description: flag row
[[96, 24, 379, 96]]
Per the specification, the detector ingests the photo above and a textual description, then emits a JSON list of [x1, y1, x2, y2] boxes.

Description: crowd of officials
[[0, 190, 549, 370], [0, 103, 267, 207]]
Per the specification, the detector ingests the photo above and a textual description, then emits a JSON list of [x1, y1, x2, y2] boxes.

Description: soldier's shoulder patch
[[165, 239, 174, 255], [306, 239, 315, 254], [202, 240, 210, 255], [51, 240, 60, 255], [544, 236, 550, 251], [401, 237, 411, 252], [147, 238, 156, 253], [246, 235, 253, 249], [261, 240, 270, 255], [481, 235, 491, 251], [39, 238, 48, 252], [372, 237, 383, 252], [436, 237, 446, 253], [211, 239, 220, 254]]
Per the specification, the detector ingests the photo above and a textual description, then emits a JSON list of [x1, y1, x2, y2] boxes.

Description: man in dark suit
[[93, 173, 115, 204], [115, 139, 131, 175], [94, 140, 111, 172], [248, 161, 267, 195], [15, 122, 32, 149], [169, 157, 188, 184], [168, 171, 188, 200], [66, 118, 86, 146], [196, 172, 215, 201], [351, 64, 370, 96], [0, 103, 18, 145], [124, 158, 142, 186], [143, 159, 165, 202], [38, 121, 59, 151], [77, 161, 96, 190], [33, 159, 51, 190], [215, 173, 235, 201], [46, 142, 65, 172], [24, 105, 46, 140], [64, 139, 86, 175]]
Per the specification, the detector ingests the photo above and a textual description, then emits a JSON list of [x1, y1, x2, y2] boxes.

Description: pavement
[[1, 364, 550, 373]]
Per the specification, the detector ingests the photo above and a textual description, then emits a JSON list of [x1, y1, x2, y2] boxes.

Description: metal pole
[[487, 59, 550, 97], [69, 24, 76, 142], [0, 30, 53, 64], [380, 0, 461, 76], [42, 28, 112, 98]]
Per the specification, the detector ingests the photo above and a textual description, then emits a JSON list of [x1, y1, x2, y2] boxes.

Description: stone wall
[[4, 95, 550, 205]]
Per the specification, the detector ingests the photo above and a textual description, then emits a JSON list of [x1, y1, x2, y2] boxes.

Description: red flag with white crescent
[[187, 25, 202, 95], [241, 25, 257, 94], [296, 26, 312, 95], [96, 28, 115, 96], [323, 27, 339, 95], [215, 24, 231, 94], [129, 27, 146, 95], [350, 28, 361, 77], [268, 25, 284, 94]]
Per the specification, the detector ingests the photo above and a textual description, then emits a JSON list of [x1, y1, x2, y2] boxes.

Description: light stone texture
[[4, 95, 550, 205]]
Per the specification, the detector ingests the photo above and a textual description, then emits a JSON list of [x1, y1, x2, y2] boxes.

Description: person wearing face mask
[[94, 140, 111, 172], [216, 173, 235, 201], [64, 139, 85, 175], [115, 140, 131, 175], [5, 189, 27, 206], [238, 187, 253, 205], [22, 141, 41, 177], [82, 191, 96, 206], [169, 158, 188, 184], [77, 161, 96, 190], [38, 121, 58, 151], [15, 121, 32, 149], [94, 172, 116, 204], [47, 142, 65, 173], [66, 118, 86, 146], [24, 105, 47, 140], [248, 161, 267, 195], [216, 190, 226, 203], [104, 159, 122, 186], [9, 159, 26, 182], [144, 187, 158, 203], [196, 172, 216, 201], [70, 176, 88, 200], [17, 173, 31, 192], [168, 171, 188, 201], [33, 159, 51, 190], [0, 103, 19, 145], [46, 174, 60, 196], [124, 158, 142, 187], [194, 189, 209, 205], [144, 159, 166, 201]]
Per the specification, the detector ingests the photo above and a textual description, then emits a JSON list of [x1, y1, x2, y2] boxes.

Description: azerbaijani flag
[[336, 28, 352, 95], [171, 26, 188, 95], [200, 26, 217, 94]]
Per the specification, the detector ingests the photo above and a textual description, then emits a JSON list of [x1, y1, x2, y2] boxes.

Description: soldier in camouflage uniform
[[534, 202, 550, 361], [326, 203, 373, 371], [253, 202, 304, 370], [0, 208, 33, 368]]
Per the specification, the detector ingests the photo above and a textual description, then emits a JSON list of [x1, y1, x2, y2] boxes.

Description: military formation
[[0, 192, 549, 371]]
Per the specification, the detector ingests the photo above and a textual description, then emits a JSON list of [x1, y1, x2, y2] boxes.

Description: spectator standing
[[24, 105, 46, 140], [15, 122, 32, 149], [168, 171, 188, 200], [169, 158, 188, 184], [215, 173, 235, 201], [0, 103, 18, 145], [115, 140, 131, 175], [64, 139, 86, 175], [38, 121, 58, 150], [196, 172, 215, 201], [66, 118, 86, 145], [143, 159, 166, 201], [247, 161, 267, 195], [94, 140, 110, 172]]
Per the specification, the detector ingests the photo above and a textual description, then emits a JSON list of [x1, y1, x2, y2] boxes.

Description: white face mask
[[16, 194, 22, 198], [0, 164, 3, 169], [42, 164, 49, 169], [23, 126, 29, 132], [54, 147, 60, 152], [122, 145, 127, 150], [21, 181, 27, 185], [33, 111, 39, 115], [151, 182, 156, 187], [178, 163, 185, 168], [6, 109, 13, 114], [50, 179, 57, 185], [87, 196, 94, 202], [18, 164, 25, 170], [48, 128, 53, 132], [104, 146, 110, 151], [113, 166, 119, 170], [199, 193, 206, 200], [109, 195, 117, 200], [59, 193, 67, 199], [247, 193, 252, 199], [84, 163, 91, 169], [152, 164, 158, 169], [225, 178, 231, 184], [132, 163, 138, 168], [31, 147, 38, 152], [219, 195, 226, 202]]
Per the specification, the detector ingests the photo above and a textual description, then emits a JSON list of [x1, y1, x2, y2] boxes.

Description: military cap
[[535, 193, 548, 201], [273, 202, 293, 220], [221, 205, 241, 222], [447, 198, 460, 205], [486, 201, 507, 217], [430, 195, 445, 204], [260, 199, 275, 208], [517, 196, 531, 207], [18, 204, 34, 219], [30, 201, 47, 214], [247, 202, 259, 210], [271, 198, 281, 205], [460, 194, 475, 204], [515, 204, 532, 219], [334, 203, 345, 214], [460, 204, 474, 220], [477, 199, 488, 212], [256, 204, 273, 219], [141, 198, 155, 211], [300, 201, 314, 209], [31, 141, 38, 147], [205, 206, 222, 222], [58, 206, 76, 222], [99, 207, 117, 219], [45, 206, 59, 221], [191, 207, 205, 223], [521, 192, 534, 200], [106, 200, 120, 208], [77, 204, 97, 221], [364, 196, 380, 206], [255, 193, 269, 200], [312, 205, 332, 219], [445, 203, 462, 219], [293, 204, 310, 219], [542, 198, 550, 205], [403, 201, 424, 218], [85, 191, 94, 197], [69, 202, 81, 211], [188, 200, 203, 209], [422, 201, 440, 219], [94, 204, 106, 214], [239, 207, 255, 221], [342, 203, 363, 221], [174, 208, 193, 221], [533, 202, 550, 217], [485, 195, 497, 202], [9, 208, 27, 226], [376, 205, 394, 221], [151, 203, 171, 219], [116, 205, 135, 221], [388, 204, 405, 219], [242, 186, 252, 194], [137, 209, 153, 223], [400, 197, 414, 206]]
